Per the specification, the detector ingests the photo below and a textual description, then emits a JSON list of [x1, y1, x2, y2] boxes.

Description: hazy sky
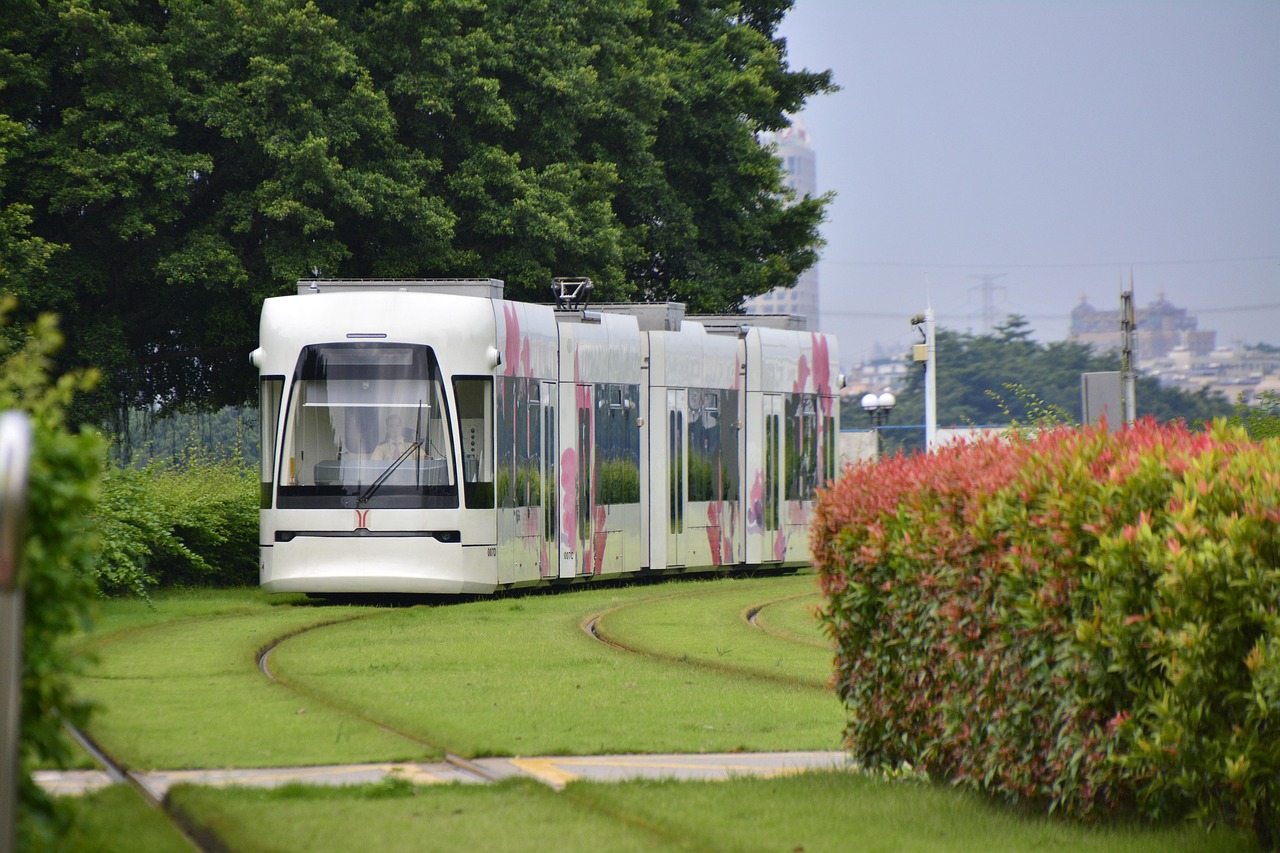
[[777, 0, 1280, 363]]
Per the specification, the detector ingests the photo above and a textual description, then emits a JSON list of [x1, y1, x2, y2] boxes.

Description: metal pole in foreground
[[911, 309, 938, 453], [924, 307, 937, 452], [0, 412, 33, 853]]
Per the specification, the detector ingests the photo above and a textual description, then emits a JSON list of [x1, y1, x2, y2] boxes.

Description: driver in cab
[[372, 414, 413, 460]]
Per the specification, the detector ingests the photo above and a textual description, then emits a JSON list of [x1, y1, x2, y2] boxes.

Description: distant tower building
[[744, 117, 819, 325], [1069, 291, 1215, 358]]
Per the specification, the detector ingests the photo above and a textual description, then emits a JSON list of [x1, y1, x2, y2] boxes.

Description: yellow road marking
[[508, 758, 580, 789]]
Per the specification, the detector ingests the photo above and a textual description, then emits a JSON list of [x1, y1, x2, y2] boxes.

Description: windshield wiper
[[359, 400, 427, 505], [357, 438, 422, 505]]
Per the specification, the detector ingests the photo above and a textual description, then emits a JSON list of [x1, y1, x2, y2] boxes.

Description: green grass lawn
[[51, 574, 1260, 852], [158, 774, 1256, 853], [591, 574, 831, 686], [268, 574, 844, 757], [75, 590, 434, 768]]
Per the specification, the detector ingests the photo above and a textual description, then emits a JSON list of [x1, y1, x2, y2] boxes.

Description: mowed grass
[[168, 778, 682, 853], [161, 773, 1258, 853], [62, 576, 1260, 852], [44, 785, 193, 853], [75, 590, 435, 769], [750, 591, 832, 649], [592, 575, 831, 686], [268, 574, 845, 757]]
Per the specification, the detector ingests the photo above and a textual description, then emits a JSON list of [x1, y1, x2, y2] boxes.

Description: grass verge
[[268, 576, 845, 757], [749, 590, 831, 649], [75, 590, 435, 768], [160, 773, 1259, 853], [592, 574, 831, 686], [36, 785, 192, 853]]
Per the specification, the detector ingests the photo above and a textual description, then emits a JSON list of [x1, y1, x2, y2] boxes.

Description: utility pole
[[968, 273, 1007, 334], [1120, 274, 1137, 427], [911, 308, 937, 452]]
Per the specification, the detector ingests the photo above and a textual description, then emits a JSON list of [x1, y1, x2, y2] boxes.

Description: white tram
[[252, 279, 839, 595]]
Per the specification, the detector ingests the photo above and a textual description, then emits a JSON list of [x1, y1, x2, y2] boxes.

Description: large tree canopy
[[0, 0, 832, 421]]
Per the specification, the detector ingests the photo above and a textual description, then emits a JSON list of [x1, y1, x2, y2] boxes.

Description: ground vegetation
[[815, 418, 1280, 848]]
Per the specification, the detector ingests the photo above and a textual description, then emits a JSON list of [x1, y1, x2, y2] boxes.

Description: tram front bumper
[[260, 533, 497, 595]]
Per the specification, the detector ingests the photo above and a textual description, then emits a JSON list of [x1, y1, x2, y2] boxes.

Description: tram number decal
[[487, 547, 497, 557]]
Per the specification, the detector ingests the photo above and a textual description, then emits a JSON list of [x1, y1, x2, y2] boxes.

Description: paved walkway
[[36, 751, 852, 798]]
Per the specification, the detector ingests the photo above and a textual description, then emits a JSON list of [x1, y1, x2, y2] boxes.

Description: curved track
[[582, 589, 830, 690], [65, 576, 835, 850], [256, 625, 502, 784], [745, 593, 833, 650]]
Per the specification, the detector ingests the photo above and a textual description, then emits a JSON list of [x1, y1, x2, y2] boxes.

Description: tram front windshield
[[278, 343, 457, 508]]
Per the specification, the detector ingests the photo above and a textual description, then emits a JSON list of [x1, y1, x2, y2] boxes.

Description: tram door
[[539, 380, 556, 577], [667, 388, 687, 566], [763, 393, 784, 558]]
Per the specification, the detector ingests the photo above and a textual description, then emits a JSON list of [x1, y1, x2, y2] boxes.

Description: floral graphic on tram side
[[748, 470, 765, 533], [706, 498, 738, 565], [559, 446, 578, 554], [812, 334, 832, 405], [501, 302, 534, 378]]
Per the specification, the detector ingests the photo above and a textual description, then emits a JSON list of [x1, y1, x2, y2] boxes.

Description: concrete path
[[36, 751, 852, 798]]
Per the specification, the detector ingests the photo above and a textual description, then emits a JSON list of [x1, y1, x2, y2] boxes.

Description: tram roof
[[296, 279, 505, 300]]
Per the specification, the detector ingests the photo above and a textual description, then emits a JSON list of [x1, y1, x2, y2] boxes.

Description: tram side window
[[784, 393, 820, 501], [454, 376, 494, 508], [522, 381, 542, 508], [260, 376, 284, 509], [720, 389, 740, 501], [594, 383, 640, 505], [687, 388, 721, 503], [824, 414, 837, 484], [765, 413, 778, 531], [785, 394, 801, 500]]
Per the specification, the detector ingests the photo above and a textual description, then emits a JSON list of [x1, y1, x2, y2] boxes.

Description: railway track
[[56, 578, 836, 850], [256, 626, 503, 786]]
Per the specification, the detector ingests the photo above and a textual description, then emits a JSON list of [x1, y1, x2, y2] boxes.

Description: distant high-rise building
[[744, 117, 819, 326], [1069, 291, 1215, 359]]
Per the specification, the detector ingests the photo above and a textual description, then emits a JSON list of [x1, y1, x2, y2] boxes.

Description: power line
[[820, 303, 1280, 321]]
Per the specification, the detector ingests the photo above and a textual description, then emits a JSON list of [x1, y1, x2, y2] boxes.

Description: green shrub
[[813, 419, 1280, 848], [1231, 390, 1280, 441], [95, 447, 258, 595], [0, 304, 104, 848]]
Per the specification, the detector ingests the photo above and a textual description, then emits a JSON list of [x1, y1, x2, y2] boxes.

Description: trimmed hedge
[[813, 419, 1280, 847]]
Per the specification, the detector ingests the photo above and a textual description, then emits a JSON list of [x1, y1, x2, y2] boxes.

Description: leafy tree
[[1, 0, 831, 430], [0, 301, 103, 849], [880, 316, 1233, 452]]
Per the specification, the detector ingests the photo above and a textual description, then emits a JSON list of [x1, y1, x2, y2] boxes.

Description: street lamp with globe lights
[[860, 391, 895, 458]]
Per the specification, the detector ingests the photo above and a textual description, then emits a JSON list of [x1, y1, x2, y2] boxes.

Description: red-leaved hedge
[[813, 419, 1280, 847]]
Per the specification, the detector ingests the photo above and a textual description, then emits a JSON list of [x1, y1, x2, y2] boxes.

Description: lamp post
[[860, 391, 896, 459]]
